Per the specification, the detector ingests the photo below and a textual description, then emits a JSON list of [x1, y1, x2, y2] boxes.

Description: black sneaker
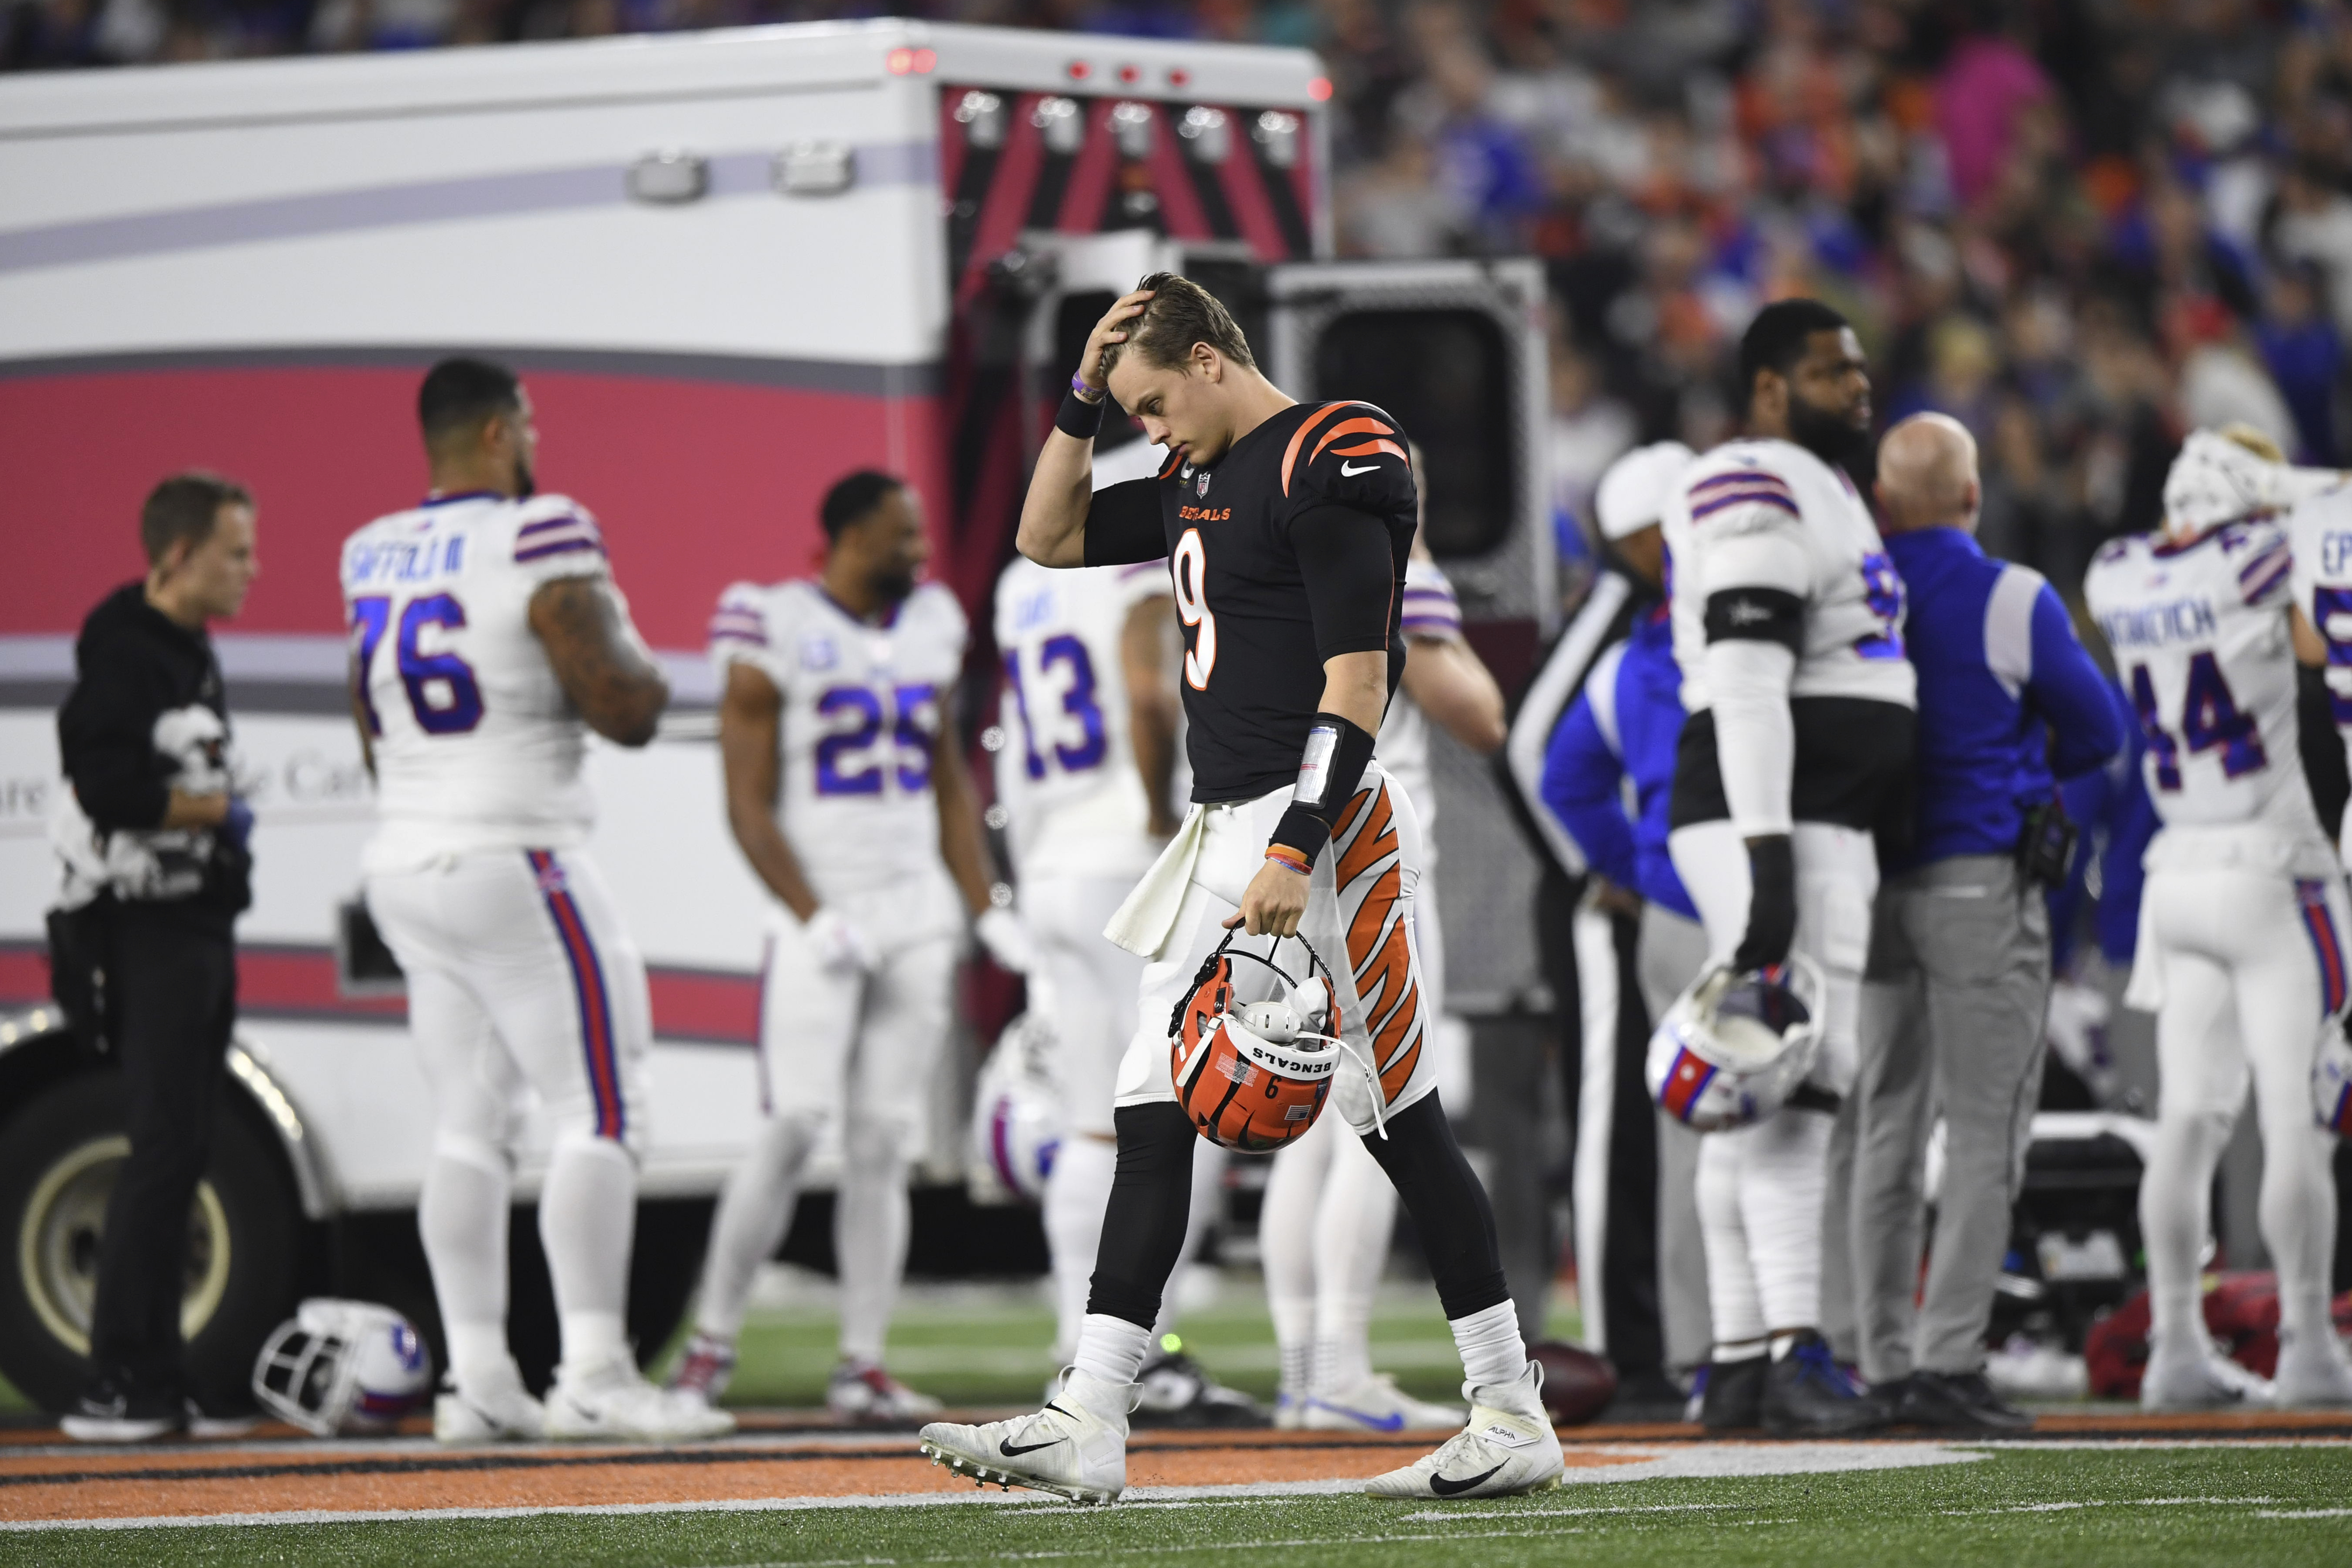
[[1894, 1369, 2033, 1433], [1697, 1356, 1767, 1431], [1762, 1332, 1888, 1437], [1131, 1339, 1266, 1429], [60, 1377, 182, 1443]]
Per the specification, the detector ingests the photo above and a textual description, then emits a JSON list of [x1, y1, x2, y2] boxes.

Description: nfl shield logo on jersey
[[800, 634, 838, 671], [1196, 471, 1211, 498]]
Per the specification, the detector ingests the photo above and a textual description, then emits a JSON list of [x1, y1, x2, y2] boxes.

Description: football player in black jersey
[[918, 276, 1566, 1502]]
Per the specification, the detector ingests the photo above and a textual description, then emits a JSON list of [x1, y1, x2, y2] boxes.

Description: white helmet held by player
[[2162, 425, 2289, 542], [252, 1298, 433, 1436], [1646, 955, 1827, 1132], [970, 1010, 1064, 1204]]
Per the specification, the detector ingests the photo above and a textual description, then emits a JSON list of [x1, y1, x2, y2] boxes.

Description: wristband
[[1056, 388, 1106, 439], [1266, 712, 1377, 870], [1264, 843, 1312, 877], [1070, 373, 1107, 401]]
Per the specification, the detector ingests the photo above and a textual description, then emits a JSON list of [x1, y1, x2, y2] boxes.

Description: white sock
[[696, 1115, 815, 1340], [1449, 1300, 1527, 1394], [418, 1149, 510, 1386], [1262, 1119, 1329, 1398], [1715, 1339, 1767, 1363], [1738, 1109, 1833, 1332], [2140, 1107, 2233, 1349], [1150, 1142, 1228, 1340], [1072, 1312, 1153, 1400], [1314, 1128, 1392, 1393], [1045, 1136, 1116, 1363], [1695, 1130, 1765, 1345], [1769, 1331, 1805, 1361], [2257, 1108, 2340, 1345], [540, 1136, 637, 1375], [836, 1116, 913, 1366]]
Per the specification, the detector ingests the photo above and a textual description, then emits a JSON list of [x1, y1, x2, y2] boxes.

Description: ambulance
[[0, 19, 1552, 1409]]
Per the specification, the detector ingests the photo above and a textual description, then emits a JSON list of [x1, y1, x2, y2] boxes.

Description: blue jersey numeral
[[1004, 634, 1108, 781], [1854, 552, 1905, 660], [348, 592, 484, 736], [2313, 587, 2352, 723], [814, 683, 941, 796], [2130, 651, 2266, 792], [349, 596, 391, 736]]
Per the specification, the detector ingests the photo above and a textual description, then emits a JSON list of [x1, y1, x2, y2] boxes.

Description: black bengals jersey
[[1083, 400, 1418, 802]]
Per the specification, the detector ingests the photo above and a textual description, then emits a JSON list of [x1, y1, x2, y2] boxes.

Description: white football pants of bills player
[[365, 847, 652, 1388], [1666, 819, 1877, 1349], [2131, 843, 2349, 1361], [693, 871, 960, 1363]]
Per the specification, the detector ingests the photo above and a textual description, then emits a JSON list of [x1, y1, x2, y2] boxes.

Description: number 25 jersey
[[708, 579, 967, 897], [2085, 522, 2320, 838], [340, 491, 616, 874]]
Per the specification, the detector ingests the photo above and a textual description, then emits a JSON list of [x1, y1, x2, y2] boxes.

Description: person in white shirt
[[669, 471, 1023, 1422], [2092, 425, 2352, 1409], [344, 357, 729, 1445]]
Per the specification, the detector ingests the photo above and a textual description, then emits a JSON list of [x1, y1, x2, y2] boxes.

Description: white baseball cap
[[1595, 441, 1696, 542]]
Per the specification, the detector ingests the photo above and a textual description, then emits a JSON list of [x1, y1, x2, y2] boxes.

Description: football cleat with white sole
[[1363, 1361, 1564, 1501], [917, 1369, 1133, 1505], [544, 1350, 736, 1442], [2272, 1326, 2352, 1408], [1303, 1373, 1466, 1433], [666, 1334, 737, 1408], [2139, 1335, 2275, 1412], [434, 1371, 546, 1445], [828, 1361, 943, 1423], [1274, 1389, 1307, 1430]]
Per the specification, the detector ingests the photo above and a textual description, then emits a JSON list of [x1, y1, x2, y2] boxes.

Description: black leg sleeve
[[1361, 1093, 1511, 1321], [1084, 1103, 1199, 1330]]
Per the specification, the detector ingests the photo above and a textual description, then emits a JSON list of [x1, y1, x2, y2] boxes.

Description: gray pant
[[1850, 854, 2050, 1381], [1638, 903, 1714, 1372]]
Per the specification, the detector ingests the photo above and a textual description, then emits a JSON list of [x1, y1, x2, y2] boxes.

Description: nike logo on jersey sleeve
[[1340, 461, 1380, 477]]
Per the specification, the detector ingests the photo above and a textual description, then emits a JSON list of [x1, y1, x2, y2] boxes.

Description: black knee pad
[[1361, 1095, 1512, 1321], [1085, 1102, 1199, 1329]]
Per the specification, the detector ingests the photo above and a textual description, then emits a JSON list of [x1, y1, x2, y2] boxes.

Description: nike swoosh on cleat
[[1341, 461, 1379, 476], [1322, 1405, 1404, 1432], [998, 1435, 1068, 1456], [1428, 1463, 1507, 1496]]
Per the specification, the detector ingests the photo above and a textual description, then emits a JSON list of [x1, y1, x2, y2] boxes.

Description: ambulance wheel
[[0, 1070, 301, 1414]]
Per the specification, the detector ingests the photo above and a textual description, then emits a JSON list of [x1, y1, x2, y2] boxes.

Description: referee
[[53, 473, 259, 1441]]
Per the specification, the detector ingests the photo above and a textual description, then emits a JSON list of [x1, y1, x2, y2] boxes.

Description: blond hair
[[1098, 272, 1256, 382]]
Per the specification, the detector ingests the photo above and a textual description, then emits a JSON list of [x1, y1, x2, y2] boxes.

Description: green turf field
[[666, 1268, 1587, 1409], [12, 1445, 2350, 1566]]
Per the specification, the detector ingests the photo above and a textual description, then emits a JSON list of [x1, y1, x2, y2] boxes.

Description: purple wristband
[[1070, 373, 1105, 401]]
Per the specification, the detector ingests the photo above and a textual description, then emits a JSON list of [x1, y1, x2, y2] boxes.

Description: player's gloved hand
[[974, 906, 1036, 974], [220, 798, 255, 852], [1733, 834, 1797, 973], [803, 907, 878, 977]]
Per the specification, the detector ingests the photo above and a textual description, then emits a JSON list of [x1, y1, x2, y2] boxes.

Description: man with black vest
[[52, 472, 259, 1440]]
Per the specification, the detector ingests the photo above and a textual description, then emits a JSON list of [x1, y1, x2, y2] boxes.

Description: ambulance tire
[[0, 1068, 301, 1414]]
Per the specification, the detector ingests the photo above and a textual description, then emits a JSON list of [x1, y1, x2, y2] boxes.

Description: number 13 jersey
[[708, 579, 967, 897], [2085, 521, 2319, 837], [340, 491, 617, 874]]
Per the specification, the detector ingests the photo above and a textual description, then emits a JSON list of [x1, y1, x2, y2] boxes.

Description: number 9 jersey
[[708, 578, 968, 898], [340, 492, 619, 874], [2085, 521, 2322, 837]]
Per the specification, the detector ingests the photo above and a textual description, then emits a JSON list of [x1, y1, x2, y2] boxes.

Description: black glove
[[1733, 834, 1797, 972]]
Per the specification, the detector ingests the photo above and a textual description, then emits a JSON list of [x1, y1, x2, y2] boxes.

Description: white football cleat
[[1363, 1360, 1564, 1501], [917, 1369, 1132, 1505], [2139, 1334, 2276, 1412], [1273, 1389, 1308, 1430], [2271, 1326, 2352, 1408], [666, 1333, 737, 1409], [1303, 1373, 1467, 1433], [544, 1350, 736, 1442], [434, 1370, 546, 1445], [828, 1361, 943, 1423]]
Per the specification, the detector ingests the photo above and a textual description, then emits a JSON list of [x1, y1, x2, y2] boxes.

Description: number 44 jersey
[[2086, 521, 2320, 836], [708, 578, 967, 898], [341, 491, 621, 874]]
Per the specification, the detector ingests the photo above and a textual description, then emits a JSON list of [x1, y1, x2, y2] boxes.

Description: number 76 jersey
[[708, 578, 967, 896], [2085, 521, 2313, 832]]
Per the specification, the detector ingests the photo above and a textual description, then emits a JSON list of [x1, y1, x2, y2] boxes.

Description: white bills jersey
[[993, 555, 1170, 881], [1661, 438, 1916, 714], [340, 491, 614, 874], [2285, 483, 2352, 825], [2085, 522, 2318, 835], [709, 579, 966, 898], [1378, 556, 1465, 839]]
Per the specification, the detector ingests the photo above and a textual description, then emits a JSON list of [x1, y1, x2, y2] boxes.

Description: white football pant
[[367, 848, 650, 1388], [1029, 872, 1223, 1362], [694, 872, 961, 1363], [2137, 863, 2347, 1354], [1667, 819, 1876, 1348]]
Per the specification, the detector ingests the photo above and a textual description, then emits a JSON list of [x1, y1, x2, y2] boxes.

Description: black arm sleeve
[[57, 643, 170, 833], [1290, 503, 1398, 660], [1080, 479, 1166, 567]]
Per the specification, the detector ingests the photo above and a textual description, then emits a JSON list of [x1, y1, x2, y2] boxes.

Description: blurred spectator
[[2254, 262, 2341, 464]]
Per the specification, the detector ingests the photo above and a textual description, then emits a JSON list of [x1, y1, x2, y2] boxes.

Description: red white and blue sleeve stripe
[[1688, 469, 1800, 521], [2237, 535, 2293, 606], [512, 512, 606, 564], [1401, 580, 1463, 637], [708, 597, 769, 650]]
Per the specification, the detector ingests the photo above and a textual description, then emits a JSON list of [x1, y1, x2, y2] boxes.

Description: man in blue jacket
[[1537, 441, 1716, 1385], [1848, 414, 2126, 1430]]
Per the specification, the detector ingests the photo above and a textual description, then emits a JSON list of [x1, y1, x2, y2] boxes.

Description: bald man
[[1844, 413, 2124, 1430]]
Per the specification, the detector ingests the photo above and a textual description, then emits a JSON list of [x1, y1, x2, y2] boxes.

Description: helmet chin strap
[[1290, 1029, 1388, 1140]]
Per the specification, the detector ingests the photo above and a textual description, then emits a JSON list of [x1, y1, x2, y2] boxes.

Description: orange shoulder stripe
[[1308, 416, 1399, 465], [1157, 449, 1183, 480], [1280, 403, 1355, 497], [1328, 438, 1409, 463]]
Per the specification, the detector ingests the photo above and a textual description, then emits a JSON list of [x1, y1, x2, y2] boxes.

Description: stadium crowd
[[13, 0, 2352, 618]]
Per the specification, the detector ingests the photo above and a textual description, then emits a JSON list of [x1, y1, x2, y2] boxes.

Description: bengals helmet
[[1169, 933, 1363, 1151], [1646, 956, 1826, 1132]]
